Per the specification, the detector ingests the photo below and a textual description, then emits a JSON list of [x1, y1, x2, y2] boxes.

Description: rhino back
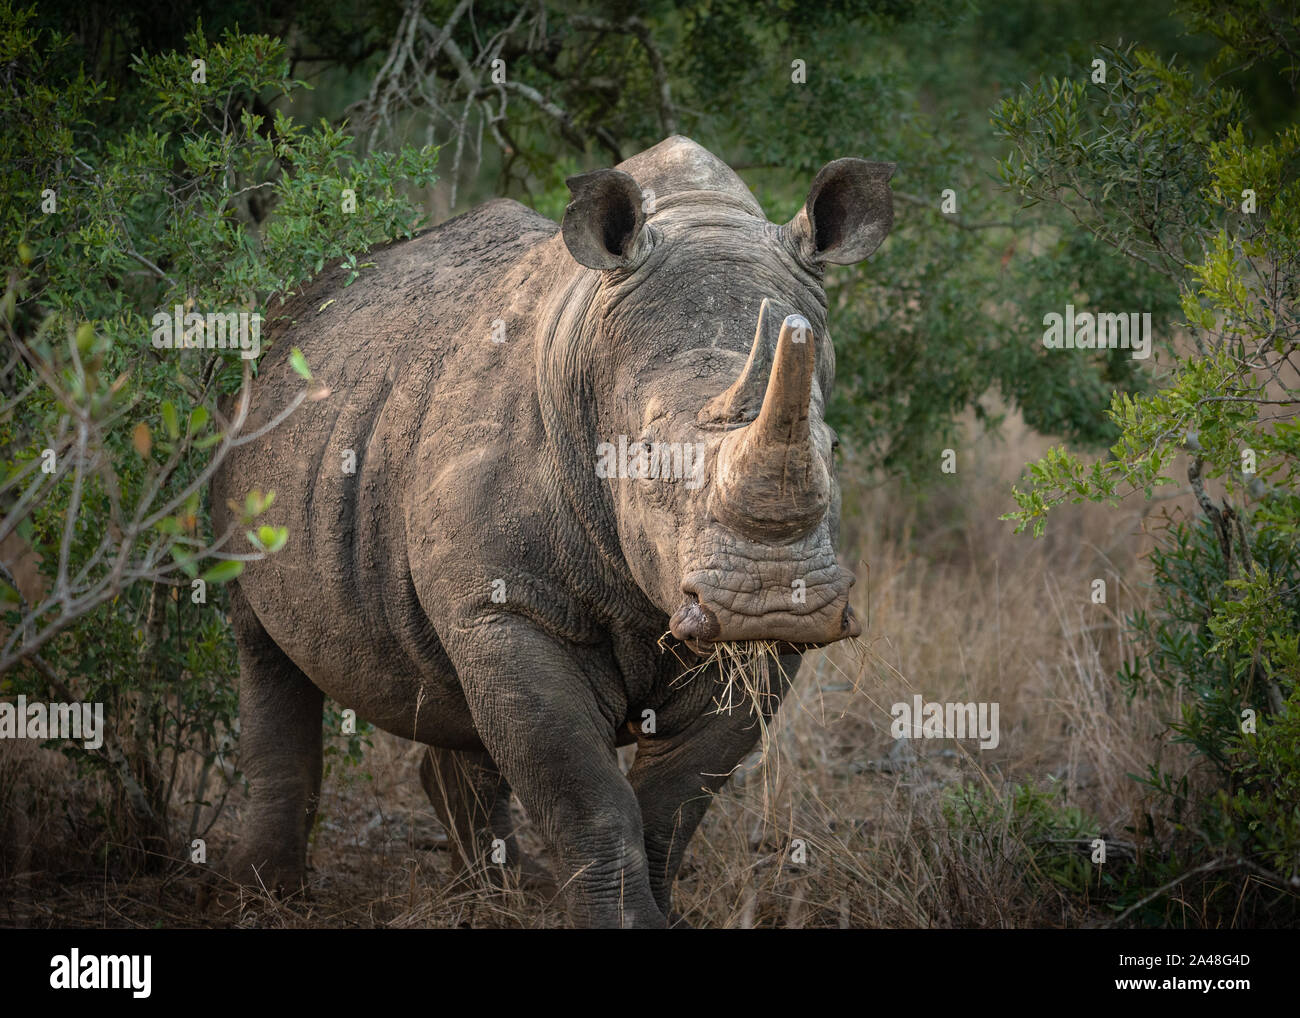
[[213, 198, 562, 743]]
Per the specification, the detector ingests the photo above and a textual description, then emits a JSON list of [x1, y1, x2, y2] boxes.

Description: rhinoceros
[[212, 135, 893, 927]]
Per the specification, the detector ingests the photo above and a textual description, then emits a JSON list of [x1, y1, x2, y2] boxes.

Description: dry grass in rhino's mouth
[[657, 634, 861, 722]]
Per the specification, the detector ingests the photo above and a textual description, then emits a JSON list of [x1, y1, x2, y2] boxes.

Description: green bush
[[0, 7, 436, 860], [942, 780, 1105, 896], [1118, 512, 1300, 923], [996, 12, 1300, 925]]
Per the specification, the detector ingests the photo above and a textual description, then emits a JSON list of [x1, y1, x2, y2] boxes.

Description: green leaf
[[75, 322, 95, 355], [161, 400, 179, 440], [290, 347, 312, 380], [200, 559, 244, 584], [171, 545, 199, 579], [252, 524, 288, 553]]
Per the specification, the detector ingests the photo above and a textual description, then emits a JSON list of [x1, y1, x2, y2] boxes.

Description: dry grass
[[1, 406, 1201, 928]]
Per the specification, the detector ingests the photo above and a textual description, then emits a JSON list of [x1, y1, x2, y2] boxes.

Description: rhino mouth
[[668, 588, 861, 655]]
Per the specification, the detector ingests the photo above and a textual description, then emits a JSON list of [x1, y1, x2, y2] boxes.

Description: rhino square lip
[[669, 587, 861, 650]]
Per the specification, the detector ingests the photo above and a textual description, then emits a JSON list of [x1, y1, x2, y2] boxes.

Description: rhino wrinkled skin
[[212, 136, 894, 928]]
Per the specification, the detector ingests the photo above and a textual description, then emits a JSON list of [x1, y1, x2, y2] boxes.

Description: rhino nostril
[[670, 595, 720, 642]]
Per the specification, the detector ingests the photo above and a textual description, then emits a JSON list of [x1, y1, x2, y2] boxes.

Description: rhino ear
[[785, 158, 895, 266], [561, 168, 648, 270]]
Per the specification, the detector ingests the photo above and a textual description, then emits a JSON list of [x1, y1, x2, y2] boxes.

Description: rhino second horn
[[697, 298, 779, 427], [711, 314, 830, 542]]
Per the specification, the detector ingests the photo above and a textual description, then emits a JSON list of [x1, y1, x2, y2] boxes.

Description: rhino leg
[[450, 627, 666, 928], [419, 746, 554, 892], [630, 655, 798, 919], [628, 723, 758, 919], [222, 583, 324, 895]]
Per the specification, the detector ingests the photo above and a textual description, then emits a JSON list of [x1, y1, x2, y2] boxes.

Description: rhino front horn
[[710, 313, 830, 541]]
